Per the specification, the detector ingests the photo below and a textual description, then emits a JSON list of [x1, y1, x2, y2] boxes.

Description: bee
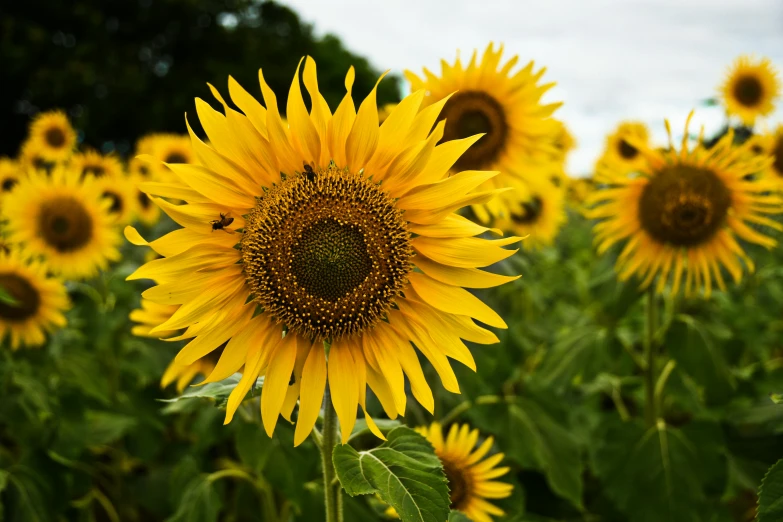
[[210, 213, 234, 232], [303, 162, 316, 182]]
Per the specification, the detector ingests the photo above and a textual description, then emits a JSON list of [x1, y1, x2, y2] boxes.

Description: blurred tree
[[0, 0, 401, 156]]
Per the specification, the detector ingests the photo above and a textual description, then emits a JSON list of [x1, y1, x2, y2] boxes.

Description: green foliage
[[334, 427, 450, 522], [758, 458, 783, 522]]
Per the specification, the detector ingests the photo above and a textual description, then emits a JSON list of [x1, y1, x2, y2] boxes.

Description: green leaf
[[505, 399, 583, 509], [758, 458, 783, 521], [165, 474, 222, 522], [347, 418, 402, 442], [770, 394, 783, 405], [83, 411, 137, 446], [160, 373, 263, 412], [6, 469, 52, 522], [591, 419, 724, 522], [448, 510, 472, 521], [333, 426, 450, 522]]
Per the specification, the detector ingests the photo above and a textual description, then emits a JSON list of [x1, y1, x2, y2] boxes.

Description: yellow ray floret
[[125, 57, 520, 446], [587, 112, 783, 298], [0, 250, 70, 349], [3, 168, 122, 280], [405, 42, 562, 222]]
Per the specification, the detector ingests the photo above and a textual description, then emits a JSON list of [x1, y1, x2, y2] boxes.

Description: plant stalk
[[644, 286, 657, 427], [321, 384, 340, 522]]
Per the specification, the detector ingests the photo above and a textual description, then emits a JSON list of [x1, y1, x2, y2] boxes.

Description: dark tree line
[[0, 0, 401, 156]]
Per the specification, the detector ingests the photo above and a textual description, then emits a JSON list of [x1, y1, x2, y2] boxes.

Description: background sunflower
[[720, 55, 780, 126]]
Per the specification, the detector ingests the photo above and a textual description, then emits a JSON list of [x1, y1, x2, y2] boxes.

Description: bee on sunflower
[[0, 250, 70, 349], [587, 112, 783, 297], [24, 110, 78, 164], [405, 43, 562, 223], [3, 168, 122, 280], [719, 55, 780, 127], [126, 57, 521, 446]]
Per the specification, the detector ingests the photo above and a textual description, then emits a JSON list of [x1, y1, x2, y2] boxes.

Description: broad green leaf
[[537, 326, 606, 389], [160, 373, 263, 412], [505, 399, 583, 509], [758, 458, 783, 521], [83, 411, 137, 446], [591, 418, 725, 522], [6, 469, 52, 522], [165, 474, 222, 522], [333, 426, 450, 522], [348, 418, 402, 442]]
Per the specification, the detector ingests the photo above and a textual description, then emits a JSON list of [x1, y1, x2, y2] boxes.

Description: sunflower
[[0, 158, 22, 194], [405, 43, 562, 223], [70, 149, 124, 180], [128, 156, 152, 179], [130, 298, 180, 338], [588, 112, 783, 297], [566, 176, 595, 207], [25, 110, 77, 163], [496, 176, 566, 249], [548, 119, 576, 165], [131, 174, 161, 226], [18, 140, 56, 173], [418, 423, 513, 522], [720, 55, 780, 126], [601, 121, 650, 175], [755, 125, 783, 186], [145, 133, 195, 183], [126, 57, 520, 446], [94, 174, 138, 225], [0, 250, 70, 349], [4, 168, 122, 280]]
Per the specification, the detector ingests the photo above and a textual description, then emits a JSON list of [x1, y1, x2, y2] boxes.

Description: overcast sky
[[285, 0, 783, 175]]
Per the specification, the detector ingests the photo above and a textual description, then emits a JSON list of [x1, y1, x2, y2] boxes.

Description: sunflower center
[[139, 165, 150, 176], [733, 75, 763, 107], [440, 91, 508, 171], [138, 191, 151, 209], [165, 152, 187, 164], [511, 197, 543, 224], [618, 139, 639, 160], [83, 166, 105, 178], [45, 127, 66, 148], [102, 191, 123, 214], [38, 196, 94, 252], [242, 164, 412, 341], [638, 165, 731, 247], [1, 178, 17, 192], [442, 458, 472, 511], [0, 273, 40, 321], [773, 136, 783, 176]]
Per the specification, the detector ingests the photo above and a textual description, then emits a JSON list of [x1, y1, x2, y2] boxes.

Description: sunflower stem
[[644, 286, 658, 427], [321, 383, 341, 522]]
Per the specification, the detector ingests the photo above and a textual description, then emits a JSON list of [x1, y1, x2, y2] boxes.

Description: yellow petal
[[345, 72, 387, 170], [411, 236, 520, 268], [261, 333, 299, 437], [328, 340, 359, 444], [414, 254, 520, 288], [294, 342, 327, 446], [407, 273, 507, 329]]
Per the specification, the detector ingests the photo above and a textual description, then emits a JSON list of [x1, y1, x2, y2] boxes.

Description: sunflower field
[[3, 2, 783, 522]]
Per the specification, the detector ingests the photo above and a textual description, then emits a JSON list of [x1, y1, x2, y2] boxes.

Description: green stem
[[321, 384, 340, 522], [644, 286, 657, 427], [654, 359, 677, 418]]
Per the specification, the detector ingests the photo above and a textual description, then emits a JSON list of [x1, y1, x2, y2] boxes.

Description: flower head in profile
[[0, 250, 70, 349], [405, 43, 561, 223], [126, 57, 521, 446], [588, 112, 782, 297], [720, 55, 780, 126]]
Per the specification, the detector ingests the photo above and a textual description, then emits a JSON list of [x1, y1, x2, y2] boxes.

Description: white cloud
[[286, 0, 783, 175]]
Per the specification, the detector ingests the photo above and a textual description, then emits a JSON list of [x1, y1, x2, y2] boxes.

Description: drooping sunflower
[[126, 57, 520, 446], [720, 55, 780, 126], [0, 158, 22, 194], [601, 121, 650, 175], [94, 174, 138, 225], [25, 110, 77, 163], [70, 149, 124, 180], [405, 43, 562, 223], [4, 168, 122, 280], [418, 423, 513, 522], [0, 250, 70, 349], [588, 112, 783, 297], [496, 175, 566, 249]]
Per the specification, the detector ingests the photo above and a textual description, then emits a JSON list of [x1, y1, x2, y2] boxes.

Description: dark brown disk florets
[[241, 164, 413, 341], [439, 91, 508, 171]]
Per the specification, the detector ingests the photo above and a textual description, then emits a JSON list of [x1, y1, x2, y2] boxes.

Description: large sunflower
[[418, 423, 513, 522], [126, 57, 520, 446], [588, 113, 782, 297], [601, 121, 650, 175], [0, 250, 70, 349], [25, 110, 77, 163], [496, 176, 566, 249], [405, 43, 561, 223], [720, 55, 780, 126], [0, 158, 22, 194], [70, 149, 124, 180], [4, 168, 122, 280]]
